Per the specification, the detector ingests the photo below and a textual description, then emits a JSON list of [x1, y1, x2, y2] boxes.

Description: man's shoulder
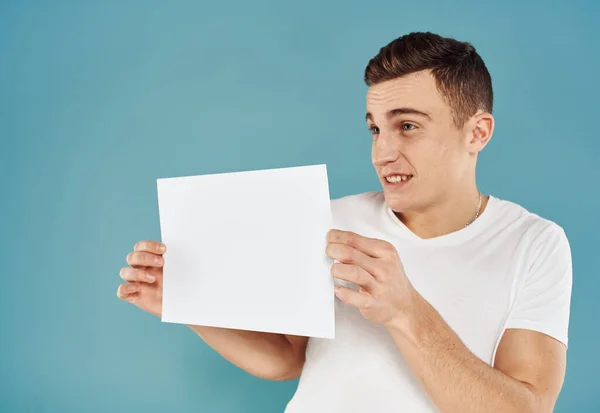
[[331, 191, 384, 212], [330, 191, 385, 226], [490, 195, 567, 244]]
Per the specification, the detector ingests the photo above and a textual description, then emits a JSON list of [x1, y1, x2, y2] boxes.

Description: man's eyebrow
[[365, 108, 432, 122]]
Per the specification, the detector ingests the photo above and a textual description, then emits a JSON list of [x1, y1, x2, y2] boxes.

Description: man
[[117, 32, 572, 413]]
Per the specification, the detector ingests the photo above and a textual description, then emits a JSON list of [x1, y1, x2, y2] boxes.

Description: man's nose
[[372, 134, 399, 166]]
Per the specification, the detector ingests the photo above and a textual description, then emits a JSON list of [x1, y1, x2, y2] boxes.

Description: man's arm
[[188, 326, 309, 381], [386, 297, 566, 413], [326, 226, 571, 413], [118, 239, 309, 382]]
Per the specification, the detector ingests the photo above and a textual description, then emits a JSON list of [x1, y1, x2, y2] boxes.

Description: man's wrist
[[384, 289, 428, 345]]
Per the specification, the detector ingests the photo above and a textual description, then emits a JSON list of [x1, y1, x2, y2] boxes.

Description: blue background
[[1, 0, 598, 412]]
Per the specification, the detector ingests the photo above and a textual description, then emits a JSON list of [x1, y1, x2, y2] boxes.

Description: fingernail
[[147, 274, 156, 282], [158, 244, 166, 252], [154, 256, 161, 264]]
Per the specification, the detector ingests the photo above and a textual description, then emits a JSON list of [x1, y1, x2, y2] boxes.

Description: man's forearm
[[387, 296, 540, 413], [187, 325, 304, 381]]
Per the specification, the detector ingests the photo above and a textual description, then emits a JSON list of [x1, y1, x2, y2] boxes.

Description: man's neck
[[393, 189, 490, 240]]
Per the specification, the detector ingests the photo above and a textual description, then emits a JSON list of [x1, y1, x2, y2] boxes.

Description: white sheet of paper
[[156, 164, 334, 338]]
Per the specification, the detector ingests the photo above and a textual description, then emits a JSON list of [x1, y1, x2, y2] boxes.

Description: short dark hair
[[364, 32, 493, 128]]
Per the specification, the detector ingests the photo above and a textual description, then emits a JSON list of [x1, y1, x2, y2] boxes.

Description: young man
[[117, 32, 572, 413]]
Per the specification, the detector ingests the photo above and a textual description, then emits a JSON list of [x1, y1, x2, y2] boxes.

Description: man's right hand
[[116, 239, 308, 380], [117, 240, 166, 317]]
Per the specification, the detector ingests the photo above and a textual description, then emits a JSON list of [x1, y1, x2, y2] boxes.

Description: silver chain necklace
[[465, 191, 483, 227]]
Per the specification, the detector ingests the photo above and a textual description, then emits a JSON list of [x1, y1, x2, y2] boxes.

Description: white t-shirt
[[284, 191, 572, 413]]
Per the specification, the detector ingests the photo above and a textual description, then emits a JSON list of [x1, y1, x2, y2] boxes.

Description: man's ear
[[468, 111, 494, 153]]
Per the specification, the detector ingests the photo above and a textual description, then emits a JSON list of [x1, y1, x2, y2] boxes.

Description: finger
[[134, 240, 167, 255], [126, 251, 164, 268], [119, 267, 156, 283], [325, 243, 379, 276], [128, 284, 162, 317], [335, 285, 375, 309], [331, 263, 375, 290], [327, 229, 395, 259], [117, 283, 140, 299]]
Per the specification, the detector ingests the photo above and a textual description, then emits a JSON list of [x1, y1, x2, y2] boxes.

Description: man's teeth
[[385, 175, 412, 183]]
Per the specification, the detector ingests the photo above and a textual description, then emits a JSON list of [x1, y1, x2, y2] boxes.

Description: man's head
[[364, 32, 494, 213]]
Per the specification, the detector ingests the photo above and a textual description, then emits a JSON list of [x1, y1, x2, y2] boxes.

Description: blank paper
[[156, 164, 334, 338]]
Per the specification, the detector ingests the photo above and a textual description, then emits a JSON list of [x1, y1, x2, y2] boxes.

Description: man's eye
[[402, 123, 416, 131], [368, 126, 380, 135]]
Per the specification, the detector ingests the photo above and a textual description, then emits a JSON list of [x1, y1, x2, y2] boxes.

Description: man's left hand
[[326, 229, 418, 328]]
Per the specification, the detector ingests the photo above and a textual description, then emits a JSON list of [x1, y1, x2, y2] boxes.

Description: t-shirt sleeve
[[504, 223, 573, 347]]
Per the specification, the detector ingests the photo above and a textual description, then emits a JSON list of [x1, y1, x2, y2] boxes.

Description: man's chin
[[382, 188, 412, 212]]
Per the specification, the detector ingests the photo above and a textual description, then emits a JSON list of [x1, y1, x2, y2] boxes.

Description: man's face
[[366, 70, 473, 212]]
